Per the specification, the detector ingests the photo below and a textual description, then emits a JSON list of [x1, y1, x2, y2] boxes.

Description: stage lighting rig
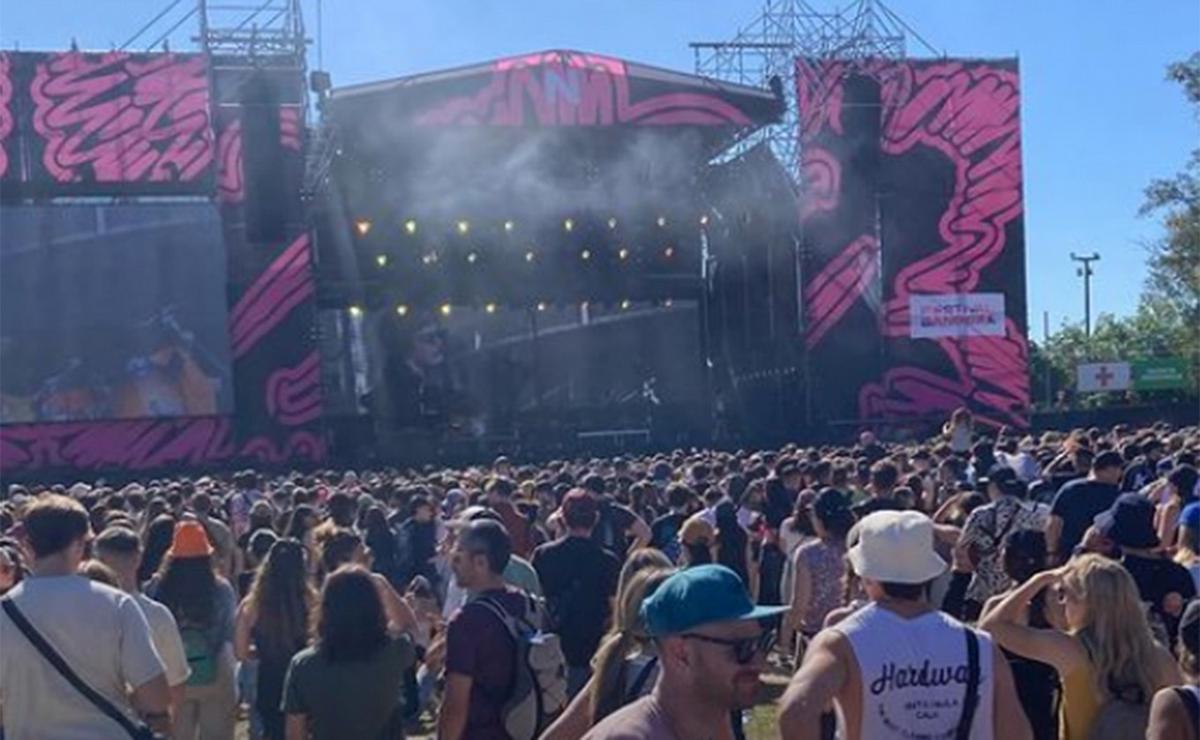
[[354, 219, 372, 236], [563, 218, 575, 232], [395, 304, 409, 316], [375, 254, 388, 267], [456, 220, 470, 235], [404, 219, 418, 235]]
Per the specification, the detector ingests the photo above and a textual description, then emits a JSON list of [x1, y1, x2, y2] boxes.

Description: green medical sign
[[1131, 357, 1190, 391]]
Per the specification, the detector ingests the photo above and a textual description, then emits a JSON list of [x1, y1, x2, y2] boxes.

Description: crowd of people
[[0, 413, 1197, 739]]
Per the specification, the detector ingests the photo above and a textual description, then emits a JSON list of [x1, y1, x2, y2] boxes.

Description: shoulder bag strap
[[626, 656, 659, 701], [955, 627, 981, 740], [1174, 687, 1200, 732], [1, 597, 151, 739]]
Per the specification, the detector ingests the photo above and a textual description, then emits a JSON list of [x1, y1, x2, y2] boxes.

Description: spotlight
[[348, 305, 363, 318], [375, 254, 389, 267], [503, 220, 515, 233], [618, 248, 629, 261], [395, 304, 409, 316], [607, 216, 618, 230], [699, 214, 709, 227], [663, 246, 675, 258], [524, 250, 535, 262], [403, 219, 417, 235], [467, 252, 478, 264], [422, 252, 438, 265], [581, 249, 591, 261], [456, 220, 470, 235], [485, 303, 497, 314], [656, 215, 667, 228], [664, 299, 674, 308], [354, 219, 372, 237], [536, 302, 547, 312], [439, 303, 452, 316], [620, 299, 631, 310], [563, 218, 574, 232]]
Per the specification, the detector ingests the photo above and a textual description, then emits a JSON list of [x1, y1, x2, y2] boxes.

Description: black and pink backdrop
[[0, 50, 323, 475], [797, 58, 1029, 429]]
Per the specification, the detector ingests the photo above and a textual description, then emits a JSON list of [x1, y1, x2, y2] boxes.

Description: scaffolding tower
[[691, 0, 940, 182]]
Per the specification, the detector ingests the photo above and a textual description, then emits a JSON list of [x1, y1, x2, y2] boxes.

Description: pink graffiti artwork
[[0, 53, 12, 178], [804, 234, 879, 350], [29, 52, 213, 183], [265, 351, 322, 427], [228, 232, 314, 358], [217, 106, 302, 203], [414, 51, 752, 128]]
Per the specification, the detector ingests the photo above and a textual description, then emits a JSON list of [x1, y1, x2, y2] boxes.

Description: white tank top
[[834, 603, 995, 740]]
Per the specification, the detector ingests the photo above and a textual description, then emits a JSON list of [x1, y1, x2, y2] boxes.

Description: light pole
[[1069, 252, 1100, 339]]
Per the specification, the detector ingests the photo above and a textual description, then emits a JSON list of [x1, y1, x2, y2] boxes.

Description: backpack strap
[[955, 627, 981, 740], [1173, 687, 1199, 732], [1, 597, 155, 739], [626, 656, 659, 702]]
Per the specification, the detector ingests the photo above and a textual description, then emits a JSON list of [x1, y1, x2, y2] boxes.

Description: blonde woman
[[980, 554, 1181, 740], [540, 549, 674, 740]]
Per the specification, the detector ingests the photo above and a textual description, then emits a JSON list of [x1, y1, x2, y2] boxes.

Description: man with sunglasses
[[583, 564, 785, 739]]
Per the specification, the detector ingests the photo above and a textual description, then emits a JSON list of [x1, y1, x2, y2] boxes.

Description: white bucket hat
[[847, 510, 947, 584]]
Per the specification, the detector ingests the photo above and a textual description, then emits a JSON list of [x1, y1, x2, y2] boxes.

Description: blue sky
[[2, 1, 1196, 337]]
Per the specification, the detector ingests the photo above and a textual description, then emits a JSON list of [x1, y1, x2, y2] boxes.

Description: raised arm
[[978, 569, 1084, 676]]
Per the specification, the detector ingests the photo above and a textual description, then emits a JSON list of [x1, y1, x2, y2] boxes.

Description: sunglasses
[[680, 629, 776, 665]]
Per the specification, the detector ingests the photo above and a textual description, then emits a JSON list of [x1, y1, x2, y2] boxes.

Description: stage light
[[503, 220, 515, 233], [422, 252, 438, 265], [525, 250, 535, 262], [664, 299, 674, 308], [396, 304, 409, 316], [700, 214, 709, 227], [375, 254, 389, 267], [563, 218, 574, 232], [485, 303, 497, 314], [404, 219, 417, 235], [439, 303, 452, 316], [663, 246, 675, 258], [354, 219, 372, 237], [620, 299, 631, 310], [348, 305, 363, 318], [467, 252, 478, 264], [536, 302, 547, 312], [618, 247, 629, 261], [607, 216, 618, 230], [456, 220, 470, 235], [581, 249, 591, 261], [656, 215, 667, 228]]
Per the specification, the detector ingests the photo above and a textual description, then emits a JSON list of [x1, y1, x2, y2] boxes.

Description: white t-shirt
[[134, 592, 190, 687], [0, 575, 166, 740]]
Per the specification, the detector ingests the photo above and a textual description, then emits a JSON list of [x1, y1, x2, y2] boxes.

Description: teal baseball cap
[[640, 564, 788, 637]]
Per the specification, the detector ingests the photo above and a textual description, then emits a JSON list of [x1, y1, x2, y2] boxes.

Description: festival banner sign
[[909, 293, 1006, 339], [1077, 362, 1132, 392], [1131, 357, 1190, 391]]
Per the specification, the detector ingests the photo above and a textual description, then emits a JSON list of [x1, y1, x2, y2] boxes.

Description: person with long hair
[[541, 548, 674, 740], [234, 539, 316, 740], [1147, 599, 1200, 740], [1155, 464, 1199, 548], [139, 513, 177, 585], [714, 499, 753, 590], [362, 505, 400, 587], [785, 489, 855, 650], [281, 565, 416, 740], [980, 553, 1182, 739], [149, 520, 239, 740]]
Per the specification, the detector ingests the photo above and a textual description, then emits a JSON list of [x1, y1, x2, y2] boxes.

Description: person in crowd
[[714, 498, 754, 592], [190, 491, 237, 579], [281, 565, 416, 740], [439, 518, 543, 740], [582, 564, 786, 740], [785, 488, 855, 659], [1147, 598, 1200, 740], [1123, 437, 1166, 492], [234, 538, 316, 740], [148, 520, 238, 740], [1155, 464, 1199, 548], [361, 505, 401, 586], [140, 513, 178, 585], [1046, 450, 1123, 564], [542, 550, 674, 740], [678, 513, 716, 566], [1093, 493, 1196, 644], [944, 407, 974, 455], [978, 529, 1059, 740], [485, 476, 535, 558], [94, 526, 192, 720], [649, 483, 695, 564], [395, 494, 440, 591], [780, 510, 1030, 740], [1176, 498, 1200, 591], [0, 495, 171, 738], [583, 473, 652, 558], [980, 553, 1181, 740], [440, 506, 543, 617], [0, 539, 27, 594], [533, 489, 622, 696], [958, 466, 1049, 617]]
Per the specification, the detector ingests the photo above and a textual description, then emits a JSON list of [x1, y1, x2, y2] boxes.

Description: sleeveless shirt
[[834, 603, 996, 739]]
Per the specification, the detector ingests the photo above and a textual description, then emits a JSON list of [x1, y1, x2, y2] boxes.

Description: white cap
[[847, 510, 947, 584]]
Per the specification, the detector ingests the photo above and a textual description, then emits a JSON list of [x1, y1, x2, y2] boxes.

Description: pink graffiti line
[[229, 233, 314, 358], [0, 53, 12, 178], [265, 351, 323, 427], [854, 61, 1029, 425], [414, 51, 751, 128], [217, 106, 302, 203], [30, 52, 213, 183], [804, 234, 879, 350]]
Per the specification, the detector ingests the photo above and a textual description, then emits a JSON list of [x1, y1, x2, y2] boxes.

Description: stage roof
[[327, 49, 783, 155]]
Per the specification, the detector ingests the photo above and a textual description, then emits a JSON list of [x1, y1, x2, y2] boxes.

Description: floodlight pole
[[1069, 252, 1099, 340]]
